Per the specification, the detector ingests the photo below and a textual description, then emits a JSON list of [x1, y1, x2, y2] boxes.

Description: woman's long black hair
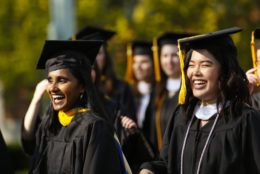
[[46, 51, 108, 134], [182, 36, 249, 122]]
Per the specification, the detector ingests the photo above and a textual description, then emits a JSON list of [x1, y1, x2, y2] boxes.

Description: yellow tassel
[[152, 38, 161, 82], [71, 35, 76, 41], [124, 43, 134, 84], [178, 42, 186, 104], [251, 31, 260, 86]]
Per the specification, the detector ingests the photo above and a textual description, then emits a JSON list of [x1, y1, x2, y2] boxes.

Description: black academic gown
[[109, 79, 137, 121], [22, 111, 125, 174], [150, 90, 179, 155], [141, 104, 260, 174], [250, 92, 260, 110], [0, 130, 14, 174]]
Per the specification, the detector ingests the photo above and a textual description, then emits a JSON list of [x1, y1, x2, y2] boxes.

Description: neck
[[201, 99, 217, 106]]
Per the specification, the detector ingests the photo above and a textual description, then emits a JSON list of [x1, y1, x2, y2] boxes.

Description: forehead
[[190, 49, 217, 62], [161, 44, 178, 52], [133, 55, 152, 62], [48, 68, 74, 77]]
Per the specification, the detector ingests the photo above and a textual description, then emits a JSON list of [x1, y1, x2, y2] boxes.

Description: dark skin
[[47, 68, 84, 112]]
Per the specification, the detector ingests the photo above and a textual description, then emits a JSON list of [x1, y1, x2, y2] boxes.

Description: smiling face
[[133, 55, 153, 82], [187, 49, 221, 105], [47, 69, 84, 112], [160, 44, 180, 78]]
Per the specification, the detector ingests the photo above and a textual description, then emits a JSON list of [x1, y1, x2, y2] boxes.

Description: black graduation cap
[[253, 28, 260, 39], [157, 32, 195, 46], [178, 27, 242, 50], [36, 40, 103, 71], [72, 26, 116, 41], [177, 26, 242, 104], [132, 40, 153, 56]]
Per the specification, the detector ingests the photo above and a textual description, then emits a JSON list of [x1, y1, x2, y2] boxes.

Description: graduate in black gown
[[123, 40, 157, 173], [246, 28, 260, 110], [72, 26, 136, 121], [0, 130, 14, 174], [151, 32, 193, 153], [140, 27, 260, 174], [22, 40, 131, 174]]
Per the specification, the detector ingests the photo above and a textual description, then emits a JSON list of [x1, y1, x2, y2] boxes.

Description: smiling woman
[[21, 40, 131, 174], [139, 27, 260, 174]]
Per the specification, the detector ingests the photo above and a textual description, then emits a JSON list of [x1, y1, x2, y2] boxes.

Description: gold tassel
[[72, 35, 76, 40], [152, 38, 161, 82], [124, 43, 134, 84], [251, 31, 260, 86], [178, 42, 186, 104]]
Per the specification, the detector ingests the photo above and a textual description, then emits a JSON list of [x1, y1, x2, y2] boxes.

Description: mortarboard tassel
[[71, 35, 76, 40], [250, 31, 260, 86], [124, 43, 135, 84], [152, 38, 161, 82], [178, 42, 186, 104]]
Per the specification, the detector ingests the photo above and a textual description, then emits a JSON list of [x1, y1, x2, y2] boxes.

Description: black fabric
[[150, 91, 179, 157], [74, 26, 116, 41], [178, 27, 242, 49], [0, 130, 14, 174], [141, 104, 260, 174], [132, 40, 153, 57], [157, 32, 194, 46], [36, 40, 102, 69], [254, 28, 260, 39], [106, 79, 137, 122], [250, 92, 260, 110], [22, 111, 125, 174]]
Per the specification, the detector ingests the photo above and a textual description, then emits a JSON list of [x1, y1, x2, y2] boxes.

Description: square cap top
[[36, 40, 103, 70], [157, 32, 195, 46], [74, 26, 116, 41], [132, 40, 153, 56], [178, 27, 242, 50], [253, 28, 260, 39]]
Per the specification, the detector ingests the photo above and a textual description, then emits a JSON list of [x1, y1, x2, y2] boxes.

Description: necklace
[[180, 113, 220, 174]]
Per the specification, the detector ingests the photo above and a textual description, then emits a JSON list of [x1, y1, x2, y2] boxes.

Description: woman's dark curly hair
[[182, 36, 249, 122], [46, 51, 108, 134]]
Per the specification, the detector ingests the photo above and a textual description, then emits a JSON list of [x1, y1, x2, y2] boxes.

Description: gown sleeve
[[83, 119, 124, 174], [0, 130, 14, 174], [244, 108, 260, 173], [139, 106, 181, 174]]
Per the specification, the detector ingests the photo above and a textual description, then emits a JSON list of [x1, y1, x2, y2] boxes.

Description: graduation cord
[[180, 113, 220, 174]]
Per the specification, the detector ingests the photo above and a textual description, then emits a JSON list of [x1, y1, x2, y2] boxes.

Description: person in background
[[22, 40, 131, 174], [151, 32, 193, 155], [140, 27, 260, 174], [246, 28, 260, 109], [72, 26, 136, 121]]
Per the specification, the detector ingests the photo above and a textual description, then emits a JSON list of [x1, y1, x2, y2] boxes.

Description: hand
[[32, 79, 48, 104], [121, 116, 137, 129], [246, 68, 259, 95], [139, 169, 155, 174]]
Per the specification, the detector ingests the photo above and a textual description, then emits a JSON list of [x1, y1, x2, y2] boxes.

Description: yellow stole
[[58, 108, 90, 126]]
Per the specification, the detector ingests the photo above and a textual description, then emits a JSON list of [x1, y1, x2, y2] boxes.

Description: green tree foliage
[[0, 0, 260, 117], [0, 0, 49, 118]]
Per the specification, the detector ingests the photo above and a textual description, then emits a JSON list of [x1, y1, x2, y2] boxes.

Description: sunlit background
[[0, 0, 259, 173]]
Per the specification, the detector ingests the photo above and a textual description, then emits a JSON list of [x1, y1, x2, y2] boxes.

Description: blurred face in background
[[96, 45, 106, 72], [257, 48, 260, 76], [160, 44, 180, 79], [133, 55, 153, 82]]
